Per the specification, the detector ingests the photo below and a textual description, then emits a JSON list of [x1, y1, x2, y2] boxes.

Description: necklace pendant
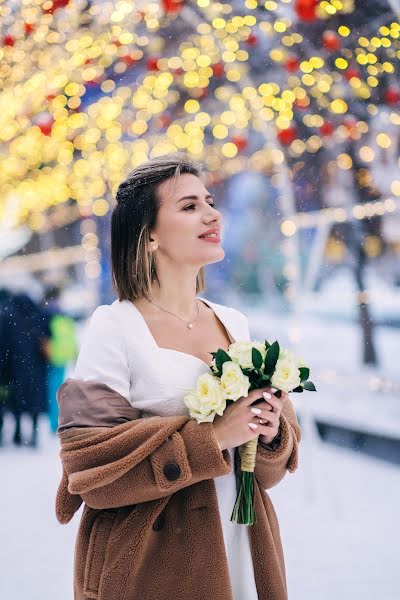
[[188, 323, 193, 329]]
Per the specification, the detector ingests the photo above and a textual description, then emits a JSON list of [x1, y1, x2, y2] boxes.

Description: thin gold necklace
[[145, 296, 200, 329]]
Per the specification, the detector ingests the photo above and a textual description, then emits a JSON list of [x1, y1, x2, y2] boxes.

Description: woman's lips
[[199, 236, 221, 243]]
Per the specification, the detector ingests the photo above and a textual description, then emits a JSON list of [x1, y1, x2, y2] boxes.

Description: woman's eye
[[183, 203, 215, 210]]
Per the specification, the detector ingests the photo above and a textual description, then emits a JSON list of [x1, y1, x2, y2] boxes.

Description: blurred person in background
[[43, 285, 78, 434], [1, 286, 51, 447], [0, 287, 13, 446]]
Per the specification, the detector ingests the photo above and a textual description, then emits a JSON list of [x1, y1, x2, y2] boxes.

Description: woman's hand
[[254, 390, 287, 446], [212, 386, 286, 451]]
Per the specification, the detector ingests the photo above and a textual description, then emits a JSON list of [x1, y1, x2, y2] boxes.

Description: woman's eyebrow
[[176, 194, 214, 203]]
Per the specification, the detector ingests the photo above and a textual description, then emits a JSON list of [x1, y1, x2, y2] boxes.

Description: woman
[[55, 153, 301, 600]]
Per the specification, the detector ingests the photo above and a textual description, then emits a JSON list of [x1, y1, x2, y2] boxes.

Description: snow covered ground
[[0, 310, 399, 600]]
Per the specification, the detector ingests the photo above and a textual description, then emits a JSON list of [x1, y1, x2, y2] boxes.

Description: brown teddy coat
[[55, 378, 301, 600]]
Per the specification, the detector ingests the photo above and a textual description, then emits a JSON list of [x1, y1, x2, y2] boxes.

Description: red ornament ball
[[319, 121, 334, 136], [384, 87, 400, 106], [24, 23, 35, 35], [43, 0, 70, 14], [146, 57, 160, 71], [231, 136, 248, 151], [322, 30, 341, 52], [285, 55, 300, 73], [38, 118, 55, 136], [159, 114, 172, 128], [344, 67, 361, 81], [3, 35, 15, 47], [295, 0, 319, 22], [161, 0, 185, 13], [277, 126, 298, 146], [121, 55, 137, 67], [212, 62, 225, 78], [246, 33, 258, 46]]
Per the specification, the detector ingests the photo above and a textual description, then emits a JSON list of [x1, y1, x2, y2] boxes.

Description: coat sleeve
[[253, 395, 301, 490], [60, 413, 233, 510]]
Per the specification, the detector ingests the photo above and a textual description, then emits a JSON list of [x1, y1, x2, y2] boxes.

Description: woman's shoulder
[[197, 296, 250, 340], [86, 300, 136, 328], [73, 302, 131, 400]]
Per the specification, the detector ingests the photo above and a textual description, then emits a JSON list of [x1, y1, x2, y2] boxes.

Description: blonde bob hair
[[111, 153, 206, 301]]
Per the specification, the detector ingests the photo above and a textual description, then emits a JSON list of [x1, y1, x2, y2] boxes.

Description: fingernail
[[248, 423, 258, 430], [263, 392, 271, 399], [250, 407, 262, 415]]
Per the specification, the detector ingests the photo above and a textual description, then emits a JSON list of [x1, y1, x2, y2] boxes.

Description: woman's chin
[[200, 247, 225, 265]]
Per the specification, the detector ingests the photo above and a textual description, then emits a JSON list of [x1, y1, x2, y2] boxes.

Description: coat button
[[152, 513, 165, 531], [163, 462, 181, 481]]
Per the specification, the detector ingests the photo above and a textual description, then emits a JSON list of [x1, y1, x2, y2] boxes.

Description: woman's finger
[[249, 421, 279, 435], [253, 410, 279, 426], [263, 393, 283, 412]]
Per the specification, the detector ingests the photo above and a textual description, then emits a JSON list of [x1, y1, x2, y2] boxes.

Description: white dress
[[73, 296, 259, 600]]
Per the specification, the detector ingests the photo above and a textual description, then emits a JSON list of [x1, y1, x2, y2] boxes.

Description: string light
[[0, 0, 398, 287]]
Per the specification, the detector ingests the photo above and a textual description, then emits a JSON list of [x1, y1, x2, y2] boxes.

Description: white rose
[[227, 341, 266, 370], [220, 361, 250, 401], [296, 355, 308, 370], [184, 372, 226, 423], [271, 349, 301, 393]]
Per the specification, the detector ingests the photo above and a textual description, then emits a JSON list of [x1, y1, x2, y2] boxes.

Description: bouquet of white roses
[[183, 339, 316, 525]]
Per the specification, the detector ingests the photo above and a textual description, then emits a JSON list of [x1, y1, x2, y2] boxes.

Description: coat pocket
[[83, 509, 117, 599]]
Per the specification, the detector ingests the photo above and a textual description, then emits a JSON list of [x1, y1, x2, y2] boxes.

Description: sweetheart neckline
[[126, 296, 236, 370]]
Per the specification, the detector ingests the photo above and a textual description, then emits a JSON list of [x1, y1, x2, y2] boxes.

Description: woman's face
[[151, 173, 225, 267]]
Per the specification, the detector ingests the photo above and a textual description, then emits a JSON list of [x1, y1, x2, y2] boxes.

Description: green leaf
[[215, 348, 232, 371], [303, 381, 316, 391], [264, 340, 280, 375], [252, 347, 263, 369], [264, 340, 271, 350], [292, 385, 304, 392], [299, 367, 309, 382]]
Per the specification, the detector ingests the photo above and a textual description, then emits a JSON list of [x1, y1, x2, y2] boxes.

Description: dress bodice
[[73, 296, 250, 419]]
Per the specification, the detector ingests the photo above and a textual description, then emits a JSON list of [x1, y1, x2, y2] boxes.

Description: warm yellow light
[[212, 18, 226, 30], [359, 146, 375, 162], [274, 21, 287, 33], [131, 120, 148, 135], [335, 58, 348, 69], [309, 56, 324, 69], [337, 153, 353, 169], [391, 180, 400, 196], [281, 220, 296, 237], [330, 99, 348, 114], [376, 133, 391, 148], [213, 124, 229, 139], [338, 26, 350, 36], [92, 199, 109, 217], [222, 142, 238, 157], [184, 99, 200, 114]]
